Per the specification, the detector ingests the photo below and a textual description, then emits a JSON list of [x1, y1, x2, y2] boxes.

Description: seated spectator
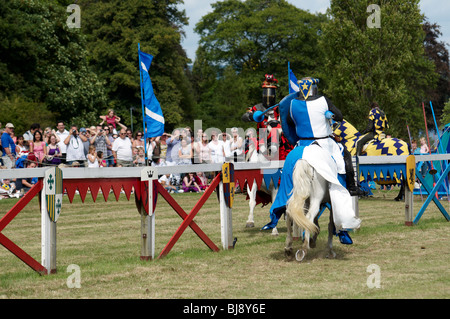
[[0, 178, 19, 199], [15, 161, 38, 194], [196, 171, 209, 191], [158, 174, 179, 193], [182, 173, 202, 193]]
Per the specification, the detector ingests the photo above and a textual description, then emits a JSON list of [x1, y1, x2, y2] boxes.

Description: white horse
[[245, 109, 283, 235], [284, 159, 337, 262]]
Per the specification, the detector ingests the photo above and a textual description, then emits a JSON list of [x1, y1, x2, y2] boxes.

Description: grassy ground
[[0, 186, 449, 299]]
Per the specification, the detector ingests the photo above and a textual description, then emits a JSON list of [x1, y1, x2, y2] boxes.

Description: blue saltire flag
[[288, 65, 299, 94], [139, 49, 164, 138]]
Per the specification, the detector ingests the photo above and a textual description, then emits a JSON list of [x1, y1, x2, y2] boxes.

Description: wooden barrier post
[[404, 155, 416, 226], [140, 167, 158, 260], [41, 167, 63, 274], [220, 163, 234, 250]]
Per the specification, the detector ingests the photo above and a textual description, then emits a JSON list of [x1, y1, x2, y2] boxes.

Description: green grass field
[[0, 187, 449, 299]]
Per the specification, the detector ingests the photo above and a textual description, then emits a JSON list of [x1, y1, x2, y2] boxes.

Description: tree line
[[0, 0, 449, 142]]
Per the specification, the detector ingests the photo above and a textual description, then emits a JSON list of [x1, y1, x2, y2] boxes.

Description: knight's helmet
[[298, 77, 319, 100], [262, 74, 278, 108]]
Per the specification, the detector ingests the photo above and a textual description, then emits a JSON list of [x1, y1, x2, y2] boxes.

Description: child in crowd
[[87, 145, 99, 168], [133, 146, 146, 166], [97, 151, 106, 167]]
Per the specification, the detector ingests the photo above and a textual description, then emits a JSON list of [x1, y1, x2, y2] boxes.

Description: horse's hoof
[[326, 250, 336, 259], [245, 222, 254, 228], [295, 249, 306, 262], [284, 248, 294, 261], [271, 228, 279, 236]]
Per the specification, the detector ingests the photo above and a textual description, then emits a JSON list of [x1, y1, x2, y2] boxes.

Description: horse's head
[[333, 119, 361, 154]]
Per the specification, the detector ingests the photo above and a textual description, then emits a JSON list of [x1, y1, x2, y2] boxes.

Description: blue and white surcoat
[[263, 95, 361, 231]]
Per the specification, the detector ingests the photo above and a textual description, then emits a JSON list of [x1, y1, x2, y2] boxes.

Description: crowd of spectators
[[0, 113, 250, 196]]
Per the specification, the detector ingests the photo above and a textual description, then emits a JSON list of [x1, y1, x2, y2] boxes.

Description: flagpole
[[138, 43, 149, 164], [288, 61, 290, 93]]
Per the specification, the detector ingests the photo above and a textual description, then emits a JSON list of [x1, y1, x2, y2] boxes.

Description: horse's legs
[[309, 215, 320, 249], [246, 181, 257, 228], [284, 214, 294, 260], [295, 185, 324, 261], [271, 187, 279, 236], [394, 176, 405, 202], [326, 209, 336, 259]]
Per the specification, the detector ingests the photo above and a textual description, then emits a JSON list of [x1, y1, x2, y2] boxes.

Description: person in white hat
[[1, 123, 16, 168]]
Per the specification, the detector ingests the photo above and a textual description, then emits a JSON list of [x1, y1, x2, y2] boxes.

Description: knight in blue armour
[[262, 77, 361, 244]]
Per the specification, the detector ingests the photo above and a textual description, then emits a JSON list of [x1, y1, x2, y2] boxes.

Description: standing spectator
[[90, 125, 111, 161], [23, 123, 40, 142], [10, 127, 17, 144], [410, 139, 418, 154], [195, 132, 211, 164], [44, 134, 61, 166], [42, 127, 53, 145], [133, 146, 146, 167], [64, 125, 88, 166], [420, 137, 430, 154], [221, 132, 231, 159], [15, 136, 29, 158], [166, 129, 181, 166], [80, 128, 90, 157], [146, 137, 157, 164], [208, 131, 225, 163], [126, 129, 134, 144], [1, 123, 16, 168], [29, 130, 47, 165], [100, 109, 121, 130], [132, 131, 145, 149], [97, 151, 106, 167], [229, 127, 244, 162], [178, 138, 193, 165], [104, 125, 115, 167], [112, 129, 133, 167], [160, 133, 168, 164], [55, 121, 69, 163], [87, 145, 99, 168]]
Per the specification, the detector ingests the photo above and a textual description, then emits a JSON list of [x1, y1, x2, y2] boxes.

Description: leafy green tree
[[423, 20, 450, 127], [193, 0, 327, 129], [441, 98, 450, 125], [79, 0, 194, 131], [0, 0, 106, 122], [0, 95, 57, 135], [319, 0, 438, 139]]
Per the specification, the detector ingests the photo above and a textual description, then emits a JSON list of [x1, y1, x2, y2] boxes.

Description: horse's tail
[[287, 160, 319, 235]]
